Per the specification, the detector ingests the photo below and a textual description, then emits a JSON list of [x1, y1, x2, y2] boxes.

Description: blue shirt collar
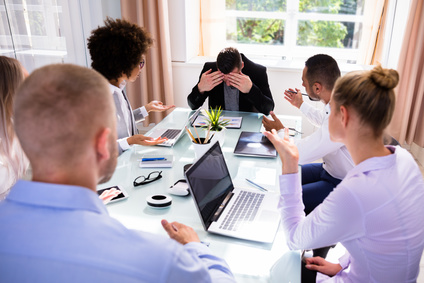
[[6, 180, 108, 215]]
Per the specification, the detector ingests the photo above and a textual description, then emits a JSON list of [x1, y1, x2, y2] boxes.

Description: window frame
[[225, 0, 364, 63]]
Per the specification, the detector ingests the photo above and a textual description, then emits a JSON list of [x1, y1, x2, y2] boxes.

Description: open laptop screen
[[185, 142, 233, 228]]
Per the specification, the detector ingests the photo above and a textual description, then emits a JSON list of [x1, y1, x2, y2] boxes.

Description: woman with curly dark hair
[[88, 18, 174, 154]]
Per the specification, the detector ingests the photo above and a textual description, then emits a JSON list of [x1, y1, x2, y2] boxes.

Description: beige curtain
[[388, 0, 424, 147], [357, 0, 386, 65], [121, 0, 174, 125], [199, 0, 226, 56]]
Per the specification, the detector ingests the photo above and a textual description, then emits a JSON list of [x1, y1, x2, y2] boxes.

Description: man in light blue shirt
[[0, 64, 234, 282]]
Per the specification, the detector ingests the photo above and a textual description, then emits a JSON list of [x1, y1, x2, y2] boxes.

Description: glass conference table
[[98, 108, 302, 283]]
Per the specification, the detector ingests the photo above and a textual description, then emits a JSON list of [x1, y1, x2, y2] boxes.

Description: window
[[225, 0, 365, 63], [0, 0, 119, 72]]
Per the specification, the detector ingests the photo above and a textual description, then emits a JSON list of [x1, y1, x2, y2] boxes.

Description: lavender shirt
[[279, 146, 424, 282]]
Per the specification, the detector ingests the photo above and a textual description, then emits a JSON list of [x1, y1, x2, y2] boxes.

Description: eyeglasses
[[133, 171, 162, 186], [139, 59, 145, 69]]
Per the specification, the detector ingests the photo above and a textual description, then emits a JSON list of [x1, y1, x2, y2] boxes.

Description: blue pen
[[245, 178, 267, 192], [142, 158, 166, 162]]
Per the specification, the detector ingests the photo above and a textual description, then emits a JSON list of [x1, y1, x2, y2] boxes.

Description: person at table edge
[[187, 47, 274, 115]]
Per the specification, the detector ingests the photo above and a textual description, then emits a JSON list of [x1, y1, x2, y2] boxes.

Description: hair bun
[[369, 65, 399, 90]]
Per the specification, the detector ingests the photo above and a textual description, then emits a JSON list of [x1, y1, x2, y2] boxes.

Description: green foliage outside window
[[226, 0, 360, 48]]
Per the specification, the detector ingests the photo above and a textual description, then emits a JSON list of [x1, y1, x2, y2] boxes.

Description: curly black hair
[[87, 17, 153, 82]]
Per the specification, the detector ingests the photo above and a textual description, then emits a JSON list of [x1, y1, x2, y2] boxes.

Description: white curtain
[[357, 0, 386, 64], [199, 0, 226, 56]]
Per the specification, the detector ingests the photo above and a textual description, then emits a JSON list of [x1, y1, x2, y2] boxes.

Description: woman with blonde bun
[[0, 56, 29, 199], [265, 65, 424, 282]]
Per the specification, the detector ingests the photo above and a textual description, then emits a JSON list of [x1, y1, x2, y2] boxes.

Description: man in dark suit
[[187, 47, 274, 115]]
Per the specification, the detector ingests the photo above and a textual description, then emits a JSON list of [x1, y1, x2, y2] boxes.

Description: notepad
[[233, 132, 277, 158], [139, 155, 173, 168], [192, 115, 243, 129]]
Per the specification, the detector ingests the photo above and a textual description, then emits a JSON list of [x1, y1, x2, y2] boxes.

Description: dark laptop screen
[[185, 142, 233, 229]]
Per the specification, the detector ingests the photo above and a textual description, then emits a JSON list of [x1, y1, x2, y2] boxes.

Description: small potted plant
[[201, 106, 229, 145]]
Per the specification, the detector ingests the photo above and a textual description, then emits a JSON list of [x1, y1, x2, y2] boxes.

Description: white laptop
[[147, 108, 201, 147], [185, 141, 281, 243]]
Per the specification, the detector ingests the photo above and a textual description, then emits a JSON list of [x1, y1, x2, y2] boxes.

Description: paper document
[[192, 115, 242, 129], [233, 166, 277, 192]]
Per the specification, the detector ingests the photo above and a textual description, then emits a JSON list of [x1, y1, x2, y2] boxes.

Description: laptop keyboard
[[219, 191, 264, 231], [161, 129, 181, 139]]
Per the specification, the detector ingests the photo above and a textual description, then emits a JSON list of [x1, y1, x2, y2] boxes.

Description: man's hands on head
[[226, 72, 252, 93], [161, 219, 201, 245], [145, 101, 175, 113], [198, 69, 224, 93], [304, 257, 343, 277], [127, 134, 167, 146], [263, 129, 299, 175], [284, 88, 304, 109], [262, 111, 284, 131]]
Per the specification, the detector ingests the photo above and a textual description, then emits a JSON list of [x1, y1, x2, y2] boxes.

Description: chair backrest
[[383, 134, 400, 146]]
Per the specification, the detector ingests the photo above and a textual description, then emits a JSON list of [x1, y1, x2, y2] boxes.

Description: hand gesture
[[98, 188, 121, 205], [197, 69, 224, 93], [161, 219, 201, 245], [145, 101, 175, 113], [304, 257, 343, 277], [226, 71, 253, 93], [263, 129, 299, 174], [127, 134, 168, 146], [284, 88, 303, 109], [262, 111, 284, 131]]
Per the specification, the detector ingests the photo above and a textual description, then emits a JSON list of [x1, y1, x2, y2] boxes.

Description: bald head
[[14, 64, 116, 176]]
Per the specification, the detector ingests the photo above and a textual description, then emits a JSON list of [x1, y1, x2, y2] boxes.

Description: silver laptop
[[147, 108, 201, 147], [185, 142, 281, 243]]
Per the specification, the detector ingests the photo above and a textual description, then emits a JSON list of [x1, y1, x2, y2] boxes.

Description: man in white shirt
[[263, 54, 354, 215]]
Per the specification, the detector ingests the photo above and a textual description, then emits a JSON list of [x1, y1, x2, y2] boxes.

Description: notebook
[[185, 142, 280, 243], [234, 131, 277, 158], [147, 108, 201, 147], [139, 154, 173, 168]]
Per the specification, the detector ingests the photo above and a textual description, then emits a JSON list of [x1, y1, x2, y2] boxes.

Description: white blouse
[[278, 146, 424, 282], [0, 137, 29, 200]]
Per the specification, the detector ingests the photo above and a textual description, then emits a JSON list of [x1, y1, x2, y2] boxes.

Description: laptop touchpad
[[259, 210, 279, 223]]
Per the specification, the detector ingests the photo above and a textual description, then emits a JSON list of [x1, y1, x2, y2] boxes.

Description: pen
[[185, 126, 197, 143], [287, 127, 303, 134], [286, 90, 320, 101], [142, 158, 166, 161], [245, 178, 268, 192], [287, 89, 307, 96]]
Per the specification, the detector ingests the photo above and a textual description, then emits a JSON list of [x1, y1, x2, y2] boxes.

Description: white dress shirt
[[109, 83, 148, 153], [0, 137, 29, 199], [279, 102, 354, 180], [278, 146, 424, 282]]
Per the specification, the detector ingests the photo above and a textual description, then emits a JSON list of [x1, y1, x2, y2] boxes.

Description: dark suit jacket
[[187, 54, 274, 115]]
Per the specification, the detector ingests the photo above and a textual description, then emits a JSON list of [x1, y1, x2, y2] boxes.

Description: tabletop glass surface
[[98, 108, 302, 282]]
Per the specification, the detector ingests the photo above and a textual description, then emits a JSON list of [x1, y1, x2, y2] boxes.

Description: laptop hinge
[[212, 192, 234, 222]]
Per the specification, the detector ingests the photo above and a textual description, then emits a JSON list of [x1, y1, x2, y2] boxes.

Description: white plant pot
[[211, 128, 226, 146]]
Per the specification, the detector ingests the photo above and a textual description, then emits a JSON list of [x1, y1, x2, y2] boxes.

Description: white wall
[[168, 0, 200, 62]]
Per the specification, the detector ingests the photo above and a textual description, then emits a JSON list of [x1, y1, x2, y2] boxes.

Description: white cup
[[192, 138, 212, 160]]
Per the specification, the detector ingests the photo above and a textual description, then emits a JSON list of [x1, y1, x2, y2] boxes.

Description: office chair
[[383, 133, 400, 146]]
